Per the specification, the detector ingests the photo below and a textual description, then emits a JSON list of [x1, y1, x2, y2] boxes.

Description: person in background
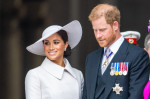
[[144, 34, 150, 58], [143, 34, 150, 99], [121, 31, 140, 45], [25, 20, 84, 99], [121, 31, 150, 99], [82, 3, 150, 99]]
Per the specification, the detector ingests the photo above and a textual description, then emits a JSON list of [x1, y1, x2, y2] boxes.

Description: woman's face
[[43, 33, 68, 65]]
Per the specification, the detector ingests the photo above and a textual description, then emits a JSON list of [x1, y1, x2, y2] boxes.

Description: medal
[[112, 83, 123, 94], [110, 70, 115, 76], [123, 62, 128, 76], [110, 63, 115, 76], [115, 71, 119, 76], [123, 71, 127, 75], [119, 71, 123, 75], [103, 58, 108, 67]]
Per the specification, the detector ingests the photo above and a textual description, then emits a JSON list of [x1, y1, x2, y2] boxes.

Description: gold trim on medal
[[115, 71, 119, 76]]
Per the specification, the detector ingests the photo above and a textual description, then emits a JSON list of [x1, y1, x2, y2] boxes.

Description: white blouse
[[25, 57, 84, 99]]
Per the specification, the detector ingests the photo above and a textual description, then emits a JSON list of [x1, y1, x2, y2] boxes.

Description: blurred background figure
[[143, 20, 150, 99], [144, 34, 150, 58], [121, 31, 140, 45]]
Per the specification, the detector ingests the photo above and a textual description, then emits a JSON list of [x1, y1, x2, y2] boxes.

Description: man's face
[[147, 40, 150, 58], [91, 17, 118, 47]]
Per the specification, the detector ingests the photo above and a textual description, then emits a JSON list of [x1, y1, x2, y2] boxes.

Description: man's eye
[[54, 41, 59, 44], [94, 29, 97, 32], [44, 42, 50, 45]]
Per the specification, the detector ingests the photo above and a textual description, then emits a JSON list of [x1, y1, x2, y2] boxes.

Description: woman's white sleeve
[[25, 70, 41, 99]]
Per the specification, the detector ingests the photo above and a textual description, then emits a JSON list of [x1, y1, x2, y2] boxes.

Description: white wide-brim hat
[[26, 20, 82, 56], [121, 31, 141, 40]]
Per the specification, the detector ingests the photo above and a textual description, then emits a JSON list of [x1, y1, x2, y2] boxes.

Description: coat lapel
[[89, 48, 104, 99], [103, 40, 129, 98]]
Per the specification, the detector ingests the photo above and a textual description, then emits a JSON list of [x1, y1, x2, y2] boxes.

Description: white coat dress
[[25, 57, 84, 99]]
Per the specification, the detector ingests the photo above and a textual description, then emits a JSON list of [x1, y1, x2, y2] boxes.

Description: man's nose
[[95, 32, 102, 38]]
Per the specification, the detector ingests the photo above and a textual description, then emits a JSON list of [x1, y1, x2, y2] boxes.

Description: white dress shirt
[[101, 36, 124, 74], [25, 57, 84, 99]]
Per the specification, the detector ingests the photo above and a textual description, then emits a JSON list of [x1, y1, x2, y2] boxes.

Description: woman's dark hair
[[57, 30, 71, 57]]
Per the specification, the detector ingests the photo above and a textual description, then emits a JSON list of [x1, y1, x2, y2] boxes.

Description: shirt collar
[[104, 36, 124, 55], [41, 57, 76, 80]]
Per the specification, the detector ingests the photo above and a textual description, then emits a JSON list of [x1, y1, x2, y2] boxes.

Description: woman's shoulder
[[71, 67, 84, 84], [25, 66, 42, 78], [25, 66, 43, 89], [65, 58, 83, 75], [71, 67, 83, 78], [72, 67, 82, 74]]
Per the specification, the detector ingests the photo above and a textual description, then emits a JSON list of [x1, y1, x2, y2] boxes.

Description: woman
[[25, 20, 84, 99]]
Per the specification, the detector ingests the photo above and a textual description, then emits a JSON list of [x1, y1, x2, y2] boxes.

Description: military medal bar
[[110, 62, 128, 76]]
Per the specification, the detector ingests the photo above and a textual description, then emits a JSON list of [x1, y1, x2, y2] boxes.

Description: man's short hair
[[88, 3, 120, 26]]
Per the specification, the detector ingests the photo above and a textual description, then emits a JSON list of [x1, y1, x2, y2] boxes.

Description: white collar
[[104, 36, 124, 55], [41, 57, 76, 80]]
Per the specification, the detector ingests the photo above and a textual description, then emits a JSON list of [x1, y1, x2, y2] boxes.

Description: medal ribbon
[[113, 63, 115, 70], [105, 48, 113, 59], [123, 62, 125, 72], [117, 63, 119, 72], [111, 63, 115, 70], [121, 62, 123, 71], [126, 62, 128, 71], [125, 62, 127, 71], [115, 63, 118, 71]]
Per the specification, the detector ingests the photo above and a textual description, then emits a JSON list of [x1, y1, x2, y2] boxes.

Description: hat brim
[[26, 20, 82, 56], [121, 31, 141, 40]]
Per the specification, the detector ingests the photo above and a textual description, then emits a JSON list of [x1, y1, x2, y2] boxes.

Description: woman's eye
[[44, 42, 50, 45], [54, 41, 59, 44]]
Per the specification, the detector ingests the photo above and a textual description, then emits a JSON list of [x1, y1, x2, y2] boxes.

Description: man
[[83, 3, 150, 99], [143, 34, 150, 99], [144, 34, 150, 58]]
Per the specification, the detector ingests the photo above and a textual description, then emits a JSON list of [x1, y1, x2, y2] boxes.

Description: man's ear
[[113, 21, 119, 31]]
